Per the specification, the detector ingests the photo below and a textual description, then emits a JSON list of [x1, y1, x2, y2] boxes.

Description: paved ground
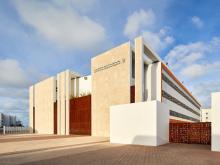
[[0, 135, 220, 165], [0, 134, 108, 155]]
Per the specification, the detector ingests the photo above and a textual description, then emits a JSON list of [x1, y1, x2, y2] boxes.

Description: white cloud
[[124, 9, 174, 52], [180, 62, 220, 79], [165, 42, 205, 70], [165, 37, 220, 71], [0, 58, 46, 88], [0, 59, 29, 88], [124, 9, 155, 39], [191, 16, 203, 28], [0, 97, 29, 125], [142, 27, 174, 52], [0, 98, 28, 111], [0, 58, 46, 126], [13, 0, 107, 51], [165, 37, 220, 107], [0, 88, 28, 99], [70, 0, 99, 13], [191, 81, 220, 108], [48, 0, 99, 13]]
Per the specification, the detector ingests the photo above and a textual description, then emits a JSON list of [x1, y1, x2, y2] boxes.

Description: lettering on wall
[[94, 58, 125, 73]]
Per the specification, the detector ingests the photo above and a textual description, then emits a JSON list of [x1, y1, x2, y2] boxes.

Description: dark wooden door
[[54, 102, 57, 134], [33, 107, 35, 133], [69, 95, 91, 135], [130, 86, 135, 103]]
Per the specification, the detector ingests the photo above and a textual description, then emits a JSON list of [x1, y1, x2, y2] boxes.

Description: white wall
[[201, 109, 211, 122], [146, 63, 161, 101], [110, 101, 169, 146], [211, 92, 220, 152], [79, 75, 91, 96]]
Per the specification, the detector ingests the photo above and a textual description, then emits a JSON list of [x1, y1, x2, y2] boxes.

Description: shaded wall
[[110, 101, 169, 146]]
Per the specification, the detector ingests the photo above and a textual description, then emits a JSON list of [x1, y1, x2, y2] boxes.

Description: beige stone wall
[[92, 42, 132, 137], [135, 37, 144, 102], [57, 70, 71, 135], [32, 77, 56, 134]]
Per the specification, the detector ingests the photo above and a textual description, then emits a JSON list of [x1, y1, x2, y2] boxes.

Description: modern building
[[0, 112, 20, 127], [29, 37, 201, 145], [201, 109, 212, 122], [0, 113, 3, 127]]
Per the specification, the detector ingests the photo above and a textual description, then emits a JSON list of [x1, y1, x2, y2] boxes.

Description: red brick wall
[[169, 122, 211, 145]]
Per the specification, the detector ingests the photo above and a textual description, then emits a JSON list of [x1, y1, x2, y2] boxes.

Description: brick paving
[[0, 142, 220, 165]]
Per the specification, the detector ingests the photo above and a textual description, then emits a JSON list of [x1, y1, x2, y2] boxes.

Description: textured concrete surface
[[0, 135, 220, 165]]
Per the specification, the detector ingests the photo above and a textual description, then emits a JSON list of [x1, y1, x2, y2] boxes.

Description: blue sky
[[0, 0, 220, 126]]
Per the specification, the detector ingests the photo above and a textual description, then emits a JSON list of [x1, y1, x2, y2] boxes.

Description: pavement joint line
[[0, 135, 84, 143], [0, 140, 109, 157]]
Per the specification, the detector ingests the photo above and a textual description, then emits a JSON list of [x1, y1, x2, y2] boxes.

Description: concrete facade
[[91, 42, 131, 137], [201, 109, 212, 122], [29, 36, 201, 146], [29, 70, 83, 135]]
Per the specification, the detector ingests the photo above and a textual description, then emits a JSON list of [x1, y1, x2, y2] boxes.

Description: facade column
[[135, 37, 144, 102], [57, 71, 69, 135], [211, 92, 220, 152]]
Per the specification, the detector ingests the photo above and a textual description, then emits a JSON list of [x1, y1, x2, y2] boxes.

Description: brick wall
[[169, 122, 211, 145]]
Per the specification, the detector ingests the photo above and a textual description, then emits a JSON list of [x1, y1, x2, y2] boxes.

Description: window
[[132, 51, 135, 79], [206, 117, 208, 120]]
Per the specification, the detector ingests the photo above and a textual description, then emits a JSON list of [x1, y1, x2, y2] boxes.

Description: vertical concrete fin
[[135, 36, 144, 102]]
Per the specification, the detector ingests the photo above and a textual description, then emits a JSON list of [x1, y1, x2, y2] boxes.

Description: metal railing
[[0, 126, 32, 135]]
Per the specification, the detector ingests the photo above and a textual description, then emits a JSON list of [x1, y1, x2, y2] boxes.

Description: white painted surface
[[79, 75, 91, 96], [211, 92, 220, 152], [110, 101, 169, 146], [201, 109, 211, 122]]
